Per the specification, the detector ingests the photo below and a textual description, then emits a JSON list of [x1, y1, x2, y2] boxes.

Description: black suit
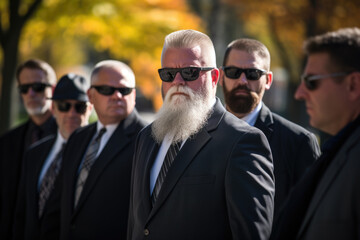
[[270, 115, 360, 240], [254, 104, 320, 219], [127, 99, 275, 240], [60, 110, 146, 240], [13, 134, 62, 240], [0, 118, 57, 240]]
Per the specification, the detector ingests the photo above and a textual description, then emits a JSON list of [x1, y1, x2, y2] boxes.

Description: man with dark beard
[[219, 38, 320, 222], [127, 30, 275, 240]]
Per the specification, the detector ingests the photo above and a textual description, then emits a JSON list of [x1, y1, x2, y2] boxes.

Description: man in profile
[[271, 27, 360, 240]]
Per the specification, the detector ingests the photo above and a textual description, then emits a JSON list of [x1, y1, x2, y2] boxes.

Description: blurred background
[[1, 0, 359, 142]]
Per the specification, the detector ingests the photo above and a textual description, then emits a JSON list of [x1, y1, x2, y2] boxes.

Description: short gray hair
[[90, 60, 136, 87]]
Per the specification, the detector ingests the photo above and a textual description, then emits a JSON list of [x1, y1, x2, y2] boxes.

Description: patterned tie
[[151, 142, 181, 206], [38, 143, 66, 218], [74, 128, 107, 207]]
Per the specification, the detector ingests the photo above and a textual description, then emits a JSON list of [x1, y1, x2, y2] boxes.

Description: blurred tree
[[0, 0, 43, 134], [0, 0, 204, 134], [222, 0, 360, 119]]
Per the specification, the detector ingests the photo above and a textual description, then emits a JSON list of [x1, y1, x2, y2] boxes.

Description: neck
[[226, 106, 248, 119], [30, 110, 52, 126]]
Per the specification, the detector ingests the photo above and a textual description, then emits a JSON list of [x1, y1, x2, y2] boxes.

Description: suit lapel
[[74, 113, 138, 211], [254, 104, 274, 140], [148, 98, 225, 221], [29, 136, 56, 215], [67, 124, 97, 212], [297, 128, 360, 238]]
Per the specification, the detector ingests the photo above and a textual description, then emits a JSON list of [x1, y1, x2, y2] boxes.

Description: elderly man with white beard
[[127, 29, 275, 240]]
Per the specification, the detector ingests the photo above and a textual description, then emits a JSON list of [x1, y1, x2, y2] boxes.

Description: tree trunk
[[0, 30, 21, 135]]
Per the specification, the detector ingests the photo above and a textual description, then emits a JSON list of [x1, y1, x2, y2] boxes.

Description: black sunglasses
[[222, 66, 267, 81], [91, 85, 134, 96], [56, 101, 88, 114], [18, 83, 52, 94], [158, 67, 214, 82], [301, 72, 350, 91]]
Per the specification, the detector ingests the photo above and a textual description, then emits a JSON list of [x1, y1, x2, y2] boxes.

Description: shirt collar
[[241, 101, 263, 126]]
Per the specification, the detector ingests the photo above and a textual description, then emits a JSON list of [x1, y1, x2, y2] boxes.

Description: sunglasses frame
[[55, 101, 88, 114], [221, 66, 267, 81], [300, 72, 350, 91], [91, 85, 134, 96], [18, 82, 52, 94], [158, 67, 214, 82]]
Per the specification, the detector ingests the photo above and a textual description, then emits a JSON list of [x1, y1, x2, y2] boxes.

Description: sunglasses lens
[[301, 75, 319, 91], [18, 85, 30, 94], [18, 83, 48, 94], [57, 101, 87, 114], [180, 67, 200, 81], [57, 102, 71, 112], [32, 83, 47, 92], [224, 67, 240, 79], [305, 79, 318, 90], [158, 67, 203, 82], [245, 69, 262, 81], [95, 86, 115, 95], [119, 88, 133, 95], [158, 69, 176, 82], [93, 86, 133, 96], [224, 67, 264, 80], [74, 102, 87, 114]]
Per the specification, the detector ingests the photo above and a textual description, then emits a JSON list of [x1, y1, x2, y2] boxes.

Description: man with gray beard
[[127, 29, 275, 240], [0, 59, 57, 240]]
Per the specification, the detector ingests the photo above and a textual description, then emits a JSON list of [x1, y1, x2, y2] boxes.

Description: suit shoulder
[[223, 111, 265, 136], [131, 115, 148, 133], [271, 112, 316, 139], [0, 121, 29, 142]]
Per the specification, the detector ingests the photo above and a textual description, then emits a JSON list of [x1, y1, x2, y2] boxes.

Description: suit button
[[144, 229, 149, 236]]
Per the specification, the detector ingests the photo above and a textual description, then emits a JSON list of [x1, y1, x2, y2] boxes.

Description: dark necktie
[[151, 142, 181, 206], [38, 143, 66, 218], [74, 128, 107, 207], [31, 127, 42, 144]]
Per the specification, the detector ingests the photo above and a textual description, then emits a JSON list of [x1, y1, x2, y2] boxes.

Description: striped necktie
[[74, 128, 106, 207], [38, 143, 66, 217], [151, 142, 181, 206]]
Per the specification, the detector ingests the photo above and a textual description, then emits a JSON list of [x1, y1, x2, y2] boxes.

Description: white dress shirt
[[241, 101, 263, 126], [38, 131, 66, 189], [149, 97, 217, 195]]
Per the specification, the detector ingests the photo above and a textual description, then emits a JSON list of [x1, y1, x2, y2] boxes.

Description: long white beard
[[152, 83, 213, 144]]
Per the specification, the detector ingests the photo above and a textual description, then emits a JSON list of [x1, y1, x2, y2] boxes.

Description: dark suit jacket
[[0, 118, 57, 240], [13, 134, 62, 240], [254, 104, 320, 219], [60, 109, 146, 240], [295, 124, 360, 240], [127, 99, 275, 240]]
